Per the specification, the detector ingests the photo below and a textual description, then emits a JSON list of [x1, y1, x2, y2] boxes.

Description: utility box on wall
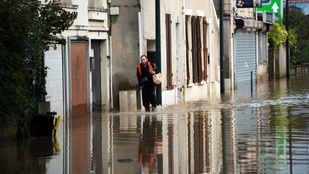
[[119, 90, 137, 112], [110, 7, 119, 15]]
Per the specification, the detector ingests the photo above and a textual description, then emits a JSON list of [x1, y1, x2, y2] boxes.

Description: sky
[[283, 2, 309, 14]]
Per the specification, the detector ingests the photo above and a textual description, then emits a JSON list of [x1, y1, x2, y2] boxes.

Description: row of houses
[[44, 0, 274, 116]]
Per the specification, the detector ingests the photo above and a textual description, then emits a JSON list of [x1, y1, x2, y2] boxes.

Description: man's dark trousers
[[142, 86, 156, 111]]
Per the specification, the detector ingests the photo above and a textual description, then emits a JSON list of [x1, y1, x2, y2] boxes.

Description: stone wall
[[290, 64, 309, 76]]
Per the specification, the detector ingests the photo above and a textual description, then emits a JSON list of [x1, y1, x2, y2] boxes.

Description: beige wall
[[276, 44, 287, 78], [141, 0, 183, 91], [184, 0, 221, 101], [108, 0, 140, 109], [141, 0, 221, 105]]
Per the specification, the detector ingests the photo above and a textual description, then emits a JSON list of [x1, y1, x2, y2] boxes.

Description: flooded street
[[1, 74, 309, 174]]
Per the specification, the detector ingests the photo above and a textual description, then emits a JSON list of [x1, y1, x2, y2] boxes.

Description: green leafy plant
[[0, 0, 77, 139], [268, 22, 297, 61], [268, 23, 288, 52]]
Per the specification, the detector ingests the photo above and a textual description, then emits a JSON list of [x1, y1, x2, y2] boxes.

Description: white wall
[[183, 0, 221, 103], [185, 85, 208, 102], [141, 0, 221, 106], [45, 45, 64, 117]]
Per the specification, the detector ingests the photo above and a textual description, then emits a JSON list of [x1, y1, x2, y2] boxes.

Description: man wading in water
[[137, 55, 160, 112]]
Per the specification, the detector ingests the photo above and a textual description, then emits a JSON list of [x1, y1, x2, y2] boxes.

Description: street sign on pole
[[257, 0, 282, 23], [262, 0, 272, 5]]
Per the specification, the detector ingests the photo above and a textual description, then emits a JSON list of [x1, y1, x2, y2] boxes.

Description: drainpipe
[[155, 0, 162, 105], [286, 0, 290, 78], [183, 0, 186, 104], [110, 36, 113, 109], [220, 0, 225, 94]]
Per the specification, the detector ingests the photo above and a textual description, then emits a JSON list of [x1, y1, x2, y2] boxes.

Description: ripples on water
[[1, 75, 309, 173]]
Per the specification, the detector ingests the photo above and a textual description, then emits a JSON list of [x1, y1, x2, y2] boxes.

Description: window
[[191, 16, 198, 83], [197, 16, 202, 83], [166, 14, 173, 90], [185, 15, 190, 85], [186, 15, 208, 85], [191, 16, 203, 83], [203, 17, 208, 81], [88, 0, 107, 9]]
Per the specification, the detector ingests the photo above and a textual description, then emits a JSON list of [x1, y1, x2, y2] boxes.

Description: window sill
[[187, 83, 194, 88], [88, 7, 107, 12], [200, 80, 207, 84], [187, 81, 208, 87], [61, 4, 78, 10]]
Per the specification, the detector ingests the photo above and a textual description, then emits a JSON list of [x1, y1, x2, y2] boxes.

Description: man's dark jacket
[[137, 62, 160, 87]]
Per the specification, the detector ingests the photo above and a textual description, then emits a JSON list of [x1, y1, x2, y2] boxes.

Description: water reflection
[[83, 111, 224, 174], [0, 136, 60, 173], [2, 75, 309, 173], [72, 115, 88, 174], [107, 111, 223, 174], [139, 115, 161, 173]]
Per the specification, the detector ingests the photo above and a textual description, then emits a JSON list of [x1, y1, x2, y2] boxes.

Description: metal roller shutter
[[262, 32, 267, 62], [235, 29, 256, 89]]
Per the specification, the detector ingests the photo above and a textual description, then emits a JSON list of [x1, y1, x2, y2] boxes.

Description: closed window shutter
[[203, 17, 208, 81], [197, 16, 202, 83], [166, 14, 173, 90], [185, 16, 190, 85], [191, 16, 198, 83]]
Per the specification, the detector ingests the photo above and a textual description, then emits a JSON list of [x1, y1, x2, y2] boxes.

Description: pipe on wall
[[110, 36, 113, 109], [138, 12, 143, 110]]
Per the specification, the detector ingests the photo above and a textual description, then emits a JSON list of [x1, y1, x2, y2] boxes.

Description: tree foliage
[[268, 23, 288, 52], [0, 0, 77, 139], [268, 22, 297, 57], [283, 6, 309, 64]]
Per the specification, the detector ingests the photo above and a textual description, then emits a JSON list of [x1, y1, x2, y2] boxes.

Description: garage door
[[235, 30, 256, 89], [262, 32, 267, 62]]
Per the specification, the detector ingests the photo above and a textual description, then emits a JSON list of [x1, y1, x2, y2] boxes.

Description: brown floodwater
[[1, 74, 309, 174]]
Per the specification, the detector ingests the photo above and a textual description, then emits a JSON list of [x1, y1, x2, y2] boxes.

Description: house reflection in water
[[63, 109, 228, 174]]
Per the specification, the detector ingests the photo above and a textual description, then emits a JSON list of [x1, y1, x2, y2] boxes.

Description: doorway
[[91, 40, 102, 111], [71, 42, 88, 117]]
